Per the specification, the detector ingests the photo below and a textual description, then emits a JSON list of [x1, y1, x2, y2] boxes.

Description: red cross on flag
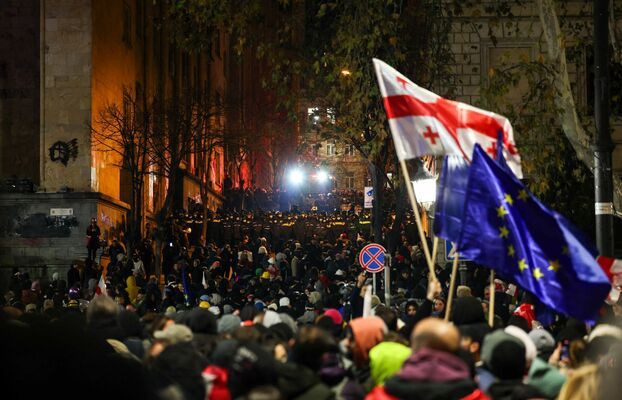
[[373, 58, 522, 178]]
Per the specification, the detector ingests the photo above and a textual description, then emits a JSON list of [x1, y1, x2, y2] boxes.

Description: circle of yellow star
[[499, 226, 509, 238], [533, 268, 544, 280], [497, 205, 509, 218], [548, 260, 560, 272], [518, 259, 528, 272], [507, 245, 515, 257], [504, 193, 514, 206], [518, 189, 529, 202]]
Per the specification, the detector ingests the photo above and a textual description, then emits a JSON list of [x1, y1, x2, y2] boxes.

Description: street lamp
[[411, 160, 436, 210]]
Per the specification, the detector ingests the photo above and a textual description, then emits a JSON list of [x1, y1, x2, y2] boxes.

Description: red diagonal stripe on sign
[[362, 248, 383, 271]]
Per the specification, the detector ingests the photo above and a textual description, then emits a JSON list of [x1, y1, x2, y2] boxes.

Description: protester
[[2, 205, 620, 400]]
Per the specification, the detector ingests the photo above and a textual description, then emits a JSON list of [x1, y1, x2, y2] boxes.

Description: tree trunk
[[153, 175, 176, 279], [369, 161, 385, 246], [537, 0, 622, 210], [200, 149, 213, 244]]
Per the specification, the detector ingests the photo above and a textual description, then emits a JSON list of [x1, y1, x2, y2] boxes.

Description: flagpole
[[431, 237, 439, 265], [489, 270, 495, 327], [444, 253, 460, 321], [400, 159, 436, 279]]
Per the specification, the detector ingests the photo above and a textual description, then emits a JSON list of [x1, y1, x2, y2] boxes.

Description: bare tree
[[91, 88, 152, 250], [194, 90, 226, 242]]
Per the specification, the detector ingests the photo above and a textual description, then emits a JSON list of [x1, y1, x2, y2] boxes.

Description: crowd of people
[[2, 207, 622, 400]]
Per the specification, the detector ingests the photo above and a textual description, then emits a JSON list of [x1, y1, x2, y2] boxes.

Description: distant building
[[0, 0, 226, 272]]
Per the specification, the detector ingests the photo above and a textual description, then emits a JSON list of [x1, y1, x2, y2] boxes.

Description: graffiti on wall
[[4, 212, 79, 238], [48, 138, 78, 166]]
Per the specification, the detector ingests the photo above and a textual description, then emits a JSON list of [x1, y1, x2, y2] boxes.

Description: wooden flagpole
[[431, 237, 439, 265], [400, 159, 436, 280], [488, 270, 496, 327], [444, 252, 460, 321]]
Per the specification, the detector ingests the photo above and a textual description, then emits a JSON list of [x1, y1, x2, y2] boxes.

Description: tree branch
[[537, 0, 622, 210]]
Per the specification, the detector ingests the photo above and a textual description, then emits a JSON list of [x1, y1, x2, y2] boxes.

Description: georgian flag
[[597, 256, 622, 304], [95, 273, 107, 296], [373, 59, 522, 178]]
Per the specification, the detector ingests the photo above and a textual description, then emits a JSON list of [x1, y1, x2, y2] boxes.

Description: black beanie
[[452, 297, 485, 326], [489, 340, 526, 380]]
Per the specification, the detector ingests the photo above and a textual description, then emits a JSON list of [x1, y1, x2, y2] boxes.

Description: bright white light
[[288, 169, 304, 186], [317, 170, 328, 183], [412, 178, 436, 205]]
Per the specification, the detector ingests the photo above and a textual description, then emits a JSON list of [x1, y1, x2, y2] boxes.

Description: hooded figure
[[369, 342, 412, 386], [348, 316, 386, 367], [126, 276, 139, 304], [339, 317, 387, 399]]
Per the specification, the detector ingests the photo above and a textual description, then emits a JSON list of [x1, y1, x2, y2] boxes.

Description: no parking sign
[[359, 243, 386, 273]]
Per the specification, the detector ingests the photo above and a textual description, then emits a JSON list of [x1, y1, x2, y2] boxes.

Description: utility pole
[[593, 0, 614, 256]]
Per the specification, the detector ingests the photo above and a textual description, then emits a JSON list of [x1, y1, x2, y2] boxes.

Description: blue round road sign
[[359, 243, 386, 273]]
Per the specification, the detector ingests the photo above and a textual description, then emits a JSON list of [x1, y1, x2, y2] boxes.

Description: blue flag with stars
[[457, 144, 610, 322]]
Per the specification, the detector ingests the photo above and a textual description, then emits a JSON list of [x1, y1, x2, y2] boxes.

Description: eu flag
[[457, 145, 610, 322], [433, 155, 470, 242]]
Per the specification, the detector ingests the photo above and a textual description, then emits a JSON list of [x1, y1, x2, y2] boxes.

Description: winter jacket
[[276, 361, 334, 400], [380, 348, 480, 400], [526, 357, 565, 399]]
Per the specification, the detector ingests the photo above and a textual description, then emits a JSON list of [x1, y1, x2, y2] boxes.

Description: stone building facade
[[0, 0, 227, 281]]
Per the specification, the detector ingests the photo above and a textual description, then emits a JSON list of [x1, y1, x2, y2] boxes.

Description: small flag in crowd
[[372, 58, 522, 177], [457, 144, 610, 322], [597, 256, 622, 304], [95, 273, 107, 296]]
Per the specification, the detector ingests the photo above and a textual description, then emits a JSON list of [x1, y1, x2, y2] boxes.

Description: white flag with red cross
[[373, 58, 522, 178], [95, 273, 107, 297], [597, 256, 622, 304]]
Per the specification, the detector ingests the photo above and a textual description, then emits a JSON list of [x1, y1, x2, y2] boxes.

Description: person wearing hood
[[399, 276, 441, 339], [368, 341, 412, 386], [125, 275, 139, 305], [339, 316, 387, 399], [369, 318, 482, 400]]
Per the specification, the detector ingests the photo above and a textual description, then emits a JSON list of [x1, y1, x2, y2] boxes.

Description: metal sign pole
[[372, 273, 376, 296], [384, 254, 391, 306]]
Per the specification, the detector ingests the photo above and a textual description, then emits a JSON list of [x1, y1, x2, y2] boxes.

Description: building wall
[[317, 140, 368, 191], [91, 0, 142, 199], [40, 0, 93, 193], [0, 0, 40, 185], [444, 0, 622, 175]]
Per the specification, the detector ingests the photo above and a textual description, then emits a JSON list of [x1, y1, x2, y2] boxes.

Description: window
[[326, 142, 336, 156], [123, 2, 132, 48], [344, 144, 355, 157], [345, 173, 355, 189]]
